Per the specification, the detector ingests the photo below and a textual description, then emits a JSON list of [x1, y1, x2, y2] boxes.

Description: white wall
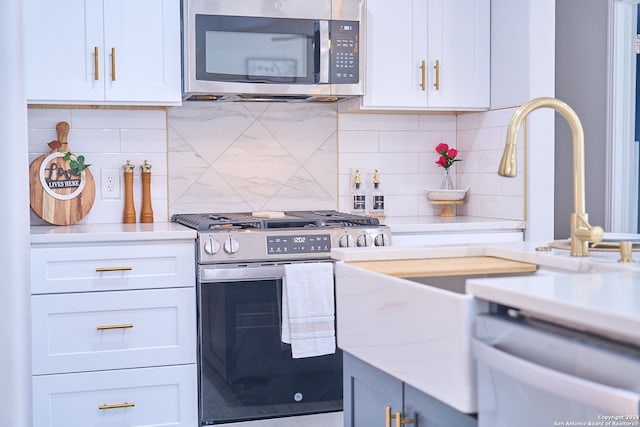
[[1, 1, 31, 426], [555, 0, 609, 238], [491, 0, 556, 242]]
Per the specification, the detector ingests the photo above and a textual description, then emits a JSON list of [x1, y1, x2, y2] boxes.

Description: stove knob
[[374, 233, 388, 247], [203, 237, 221, 255], [223, 237, 240, 254], [338, 234, 355, 248], [357, 233, 373, 247]]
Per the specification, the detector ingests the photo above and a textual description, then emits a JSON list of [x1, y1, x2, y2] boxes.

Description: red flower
[[434, 142, 461, 170], [435, 143, 449, 154]]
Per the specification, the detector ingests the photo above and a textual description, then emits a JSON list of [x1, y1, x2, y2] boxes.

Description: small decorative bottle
[[122, 160, 136, 224], [140, 160, 154, 223], [371, 169, 385, 217], [351, 169, 366, 214]]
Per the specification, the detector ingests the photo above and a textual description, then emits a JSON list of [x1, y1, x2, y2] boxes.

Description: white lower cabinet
[[33, 364, 198, 427], [32, 287, 196, 375], [30, 238, 198, 426]]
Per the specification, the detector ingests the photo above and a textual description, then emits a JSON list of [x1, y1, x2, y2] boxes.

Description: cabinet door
[[362, 0, 428, 108], [344, 352, 403, 427], [103, 0, 181, 104], [426, 0, 490, 109], [404, 384, 477, 427], [33, 364, 198, 427], [24, 0, 104, 102]]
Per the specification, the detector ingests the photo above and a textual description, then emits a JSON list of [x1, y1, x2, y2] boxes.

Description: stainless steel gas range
[[171, 210, 390, 426], [173, 210, 391, 265]]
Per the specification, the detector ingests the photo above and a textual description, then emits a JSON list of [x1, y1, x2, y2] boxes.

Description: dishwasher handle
[[471, 338, 640, 415]]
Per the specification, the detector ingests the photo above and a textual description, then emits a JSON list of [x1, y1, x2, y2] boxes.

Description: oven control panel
[[266, 234, 332, 255]]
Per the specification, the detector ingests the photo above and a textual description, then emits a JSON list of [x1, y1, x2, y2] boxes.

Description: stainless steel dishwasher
[[472, 311, 640, 427]]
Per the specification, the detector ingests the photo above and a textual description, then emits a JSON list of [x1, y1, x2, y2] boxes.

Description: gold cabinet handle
[[385, 406, 412, 427], [111, 47, 116, 81], [95, 266, 133, 272], [94, 46, 99, 81], [96, 323, 134, 331], [419, 60, 426, 91], [433, 59, 440, 90], [98, 402, 135, 410]]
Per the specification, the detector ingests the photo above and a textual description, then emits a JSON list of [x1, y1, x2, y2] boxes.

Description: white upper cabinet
[[24, 0, 181, 106], [362, 0, 489, 111]]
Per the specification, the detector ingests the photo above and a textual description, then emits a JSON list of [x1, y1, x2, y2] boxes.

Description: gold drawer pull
[[95, 266, 133, 272], [98, 402, 135, 410], [385, 406, 412, 427], [94, 46, 99, 81], [433, 59, 440, 90], [97, 324, 134, 331], [111, 47, 116, 81], [419, 60, 426, 91]]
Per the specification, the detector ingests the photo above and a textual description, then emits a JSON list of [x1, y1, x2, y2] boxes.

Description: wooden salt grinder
[[122, 160, 136, 224], [140, 160, 154, 223]]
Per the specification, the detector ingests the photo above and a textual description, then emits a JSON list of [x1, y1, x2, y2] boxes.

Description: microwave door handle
[[318, 20, 330, 84]]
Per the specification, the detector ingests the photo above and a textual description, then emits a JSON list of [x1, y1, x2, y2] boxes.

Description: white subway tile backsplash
[[70, 108, 167, 129], [418, 114, 457, 131], [27, 108, 71, 129], [339, 112, 421, 131], [379, 130, 457, 153], [338, 131, 379, 152], [121, 129, 167, 152], [339, 152, 420, 175]]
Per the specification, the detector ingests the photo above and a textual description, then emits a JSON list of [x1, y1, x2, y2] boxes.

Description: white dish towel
[[281, 262, 336, 358]]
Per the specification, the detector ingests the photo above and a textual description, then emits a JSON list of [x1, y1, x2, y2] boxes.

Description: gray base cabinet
[[344, 352, 477, 427]]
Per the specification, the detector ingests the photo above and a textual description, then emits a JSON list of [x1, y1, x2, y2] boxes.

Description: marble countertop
[[30, 222, 196, 244], [381, 215, 525, 234], [332, 241, 640, 344]]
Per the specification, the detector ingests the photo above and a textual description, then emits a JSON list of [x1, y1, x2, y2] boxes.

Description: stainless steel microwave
[[182, 0, 365, 101]]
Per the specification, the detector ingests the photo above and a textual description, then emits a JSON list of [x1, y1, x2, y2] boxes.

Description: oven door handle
[[200, 265, 286, 282]]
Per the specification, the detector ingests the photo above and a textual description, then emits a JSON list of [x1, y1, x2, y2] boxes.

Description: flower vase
[[440, 169, 454, 190]]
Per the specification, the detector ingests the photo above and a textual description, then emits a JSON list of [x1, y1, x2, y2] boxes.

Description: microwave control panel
[[330, 20, 359, 83]]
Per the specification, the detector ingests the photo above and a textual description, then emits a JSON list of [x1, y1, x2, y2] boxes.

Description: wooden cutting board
[[347, 256, 538, 278], [29, 122, 95, 225]]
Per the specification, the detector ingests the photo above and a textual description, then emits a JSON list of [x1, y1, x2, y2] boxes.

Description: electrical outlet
[[101, 168, 120, 199]]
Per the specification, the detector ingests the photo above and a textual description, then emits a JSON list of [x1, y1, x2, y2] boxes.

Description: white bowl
[[424, 187, 469, 201]]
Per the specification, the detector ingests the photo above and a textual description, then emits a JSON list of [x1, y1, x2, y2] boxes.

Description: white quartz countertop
[[332, 241, 640, 344], [30, 222, 196, 244], [381, 215, 525, 233]]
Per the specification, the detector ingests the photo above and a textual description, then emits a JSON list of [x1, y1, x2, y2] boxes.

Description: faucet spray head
[[498, 143, 517, 177]]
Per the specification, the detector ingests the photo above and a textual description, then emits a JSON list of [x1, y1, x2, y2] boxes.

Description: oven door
[[198, 263, 343, 425]]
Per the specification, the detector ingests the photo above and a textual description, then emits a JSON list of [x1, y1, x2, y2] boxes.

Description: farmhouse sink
[[334, 256, 573, 414]]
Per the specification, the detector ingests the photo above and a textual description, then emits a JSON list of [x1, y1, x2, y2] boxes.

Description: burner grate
[[172, 210, 380, 231]]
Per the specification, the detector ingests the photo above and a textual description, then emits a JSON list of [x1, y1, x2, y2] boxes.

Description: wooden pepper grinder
[[140, 160, 154, 223], [122, 160, 136, 224]]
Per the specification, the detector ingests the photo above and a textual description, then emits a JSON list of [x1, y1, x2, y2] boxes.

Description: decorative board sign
[[29, 122, 95, 225]]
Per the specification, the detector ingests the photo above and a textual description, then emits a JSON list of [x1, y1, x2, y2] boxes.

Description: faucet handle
[[618, 241, 635, 263]]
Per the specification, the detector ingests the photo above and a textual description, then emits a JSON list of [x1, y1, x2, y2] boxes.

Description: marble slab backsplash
[[168, 101, 338, 214], [26, 103, 524, 224]]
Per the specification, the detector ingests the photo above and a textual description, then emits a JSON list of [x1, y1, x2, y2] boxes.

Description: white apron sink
[[334, 256, 569, 414]]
